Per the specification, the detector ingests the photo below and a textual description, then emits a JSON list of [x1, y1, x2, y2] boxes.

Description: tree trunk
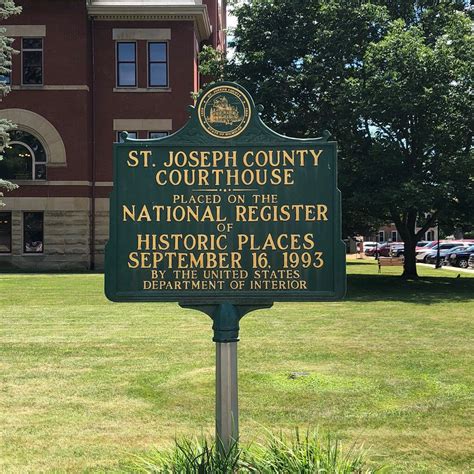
[[391, 208, 422, 279], [402, 238, 418, 279], [454, 227, 463, 240]]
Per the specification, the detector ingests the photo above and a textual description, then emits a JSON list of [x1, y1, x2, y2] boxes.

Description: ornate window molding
[[0, 109, 67, 167], [87, 3, 211, 41], [113, 28, 171, 41]]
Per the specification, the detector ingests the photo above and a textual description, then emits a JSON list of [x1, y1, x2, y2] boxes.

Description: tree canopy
[[0, 0, 21, 205], [202, 0, 474, 277]]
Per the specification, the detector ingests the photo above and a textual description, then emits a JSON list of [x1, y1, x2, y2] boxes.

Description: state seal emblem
[[198, 85, 251, 139]]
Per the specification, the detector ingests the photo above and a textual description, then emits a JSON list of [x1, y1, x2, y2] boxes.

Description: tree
[[351, 14, 473, 277], [0, 0, 21, 205], [201, 0, 473, 278]]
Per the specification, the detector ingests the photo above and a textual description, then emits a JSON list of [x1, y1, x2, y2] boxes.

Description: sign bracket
[[179, 302, 273, 343]]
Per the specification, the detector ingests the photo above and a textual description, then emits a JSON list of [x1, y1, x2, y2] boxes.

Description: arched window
[[0, 130, 47, 180]]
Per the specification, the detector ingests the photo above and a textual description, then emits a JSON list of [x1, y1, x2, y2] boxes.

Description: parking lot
[[361, 240, 474, 271]]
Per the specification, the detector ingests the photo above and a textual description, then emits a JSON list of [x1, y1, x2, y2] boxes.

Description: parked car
[[416, 241, 436, 252], [377, 243, 393, 257], [372, 242, 403, 258], [425, 247, 464, 265], [389, 244, 405, 257], [363, 241, 378, 252], [365, 243, 386, 257], [446, 245, 474, 268], [416, 242, 467, 262], [415, 241, 433, 250], [468, 254, 474, 269]]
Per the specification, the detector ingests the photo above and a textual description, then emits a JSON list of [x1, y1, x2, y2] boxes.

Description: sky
[[226, 8, 237, 58]]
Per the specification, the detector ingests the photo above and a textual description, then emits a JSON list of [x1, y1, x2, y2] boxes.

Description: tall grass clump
[[125, 437, 242, 473], [245, 430, 376, 473], [122, 430, 380, 473]]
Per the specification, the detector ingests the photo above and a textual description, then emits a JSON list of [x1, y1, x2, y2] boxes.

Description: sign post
[[181, 301, 272, 450], [216, 339, 238, 452], [105, 82, 346, 452]]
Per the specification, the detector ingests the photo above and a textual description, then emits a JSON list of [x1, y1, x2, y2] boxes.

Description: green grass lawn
[[1, 261, 473, 473]]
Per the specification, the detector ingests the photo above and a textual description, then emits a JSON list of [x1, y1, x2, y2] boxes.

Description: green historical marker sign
[[105, 82, 346, 304], [105, 82, 346, 452]]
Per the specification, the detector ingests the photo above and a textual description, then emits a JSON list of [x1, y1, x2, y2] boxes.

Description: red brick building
[[365, 224, 438, 244], [0, 0, 226, 270]]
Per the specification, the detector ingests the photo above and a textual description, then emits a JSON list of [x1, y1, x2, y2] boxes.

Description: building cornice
[[86, 4, 212, 41]]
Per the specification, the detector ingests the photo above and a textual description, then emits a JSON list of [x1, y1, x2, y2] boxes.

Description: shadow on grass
[[347, 273, 474, 304]]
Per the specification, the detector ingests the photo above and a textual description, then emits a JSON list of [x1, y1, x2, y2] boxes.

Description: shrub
[[244, 430, 375, 473], [122, 430, 380, 473]]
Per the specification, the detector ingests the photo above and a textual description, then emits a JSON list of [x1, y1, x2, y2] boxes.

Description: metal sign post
[[216, 341, 238, 451], [181, 302, 272, 452], [214, 303, 240, 451]]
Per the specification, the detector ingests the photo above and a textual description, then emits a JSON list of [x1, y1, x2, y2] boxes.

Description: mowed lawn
[[1, 261, 473, 473]]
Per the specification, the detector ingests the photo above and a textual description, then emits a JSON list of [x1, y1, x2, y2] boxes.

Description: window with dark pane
[[22, 37, 43, 85], [0, 130, 47, 180], [117, 42, 136, 87], [148, 42, 168, 87], [148, 131, 168, 139], [117, 131, 138, 143], [23, 212, 44, 253], [0, 212, 12, 253]]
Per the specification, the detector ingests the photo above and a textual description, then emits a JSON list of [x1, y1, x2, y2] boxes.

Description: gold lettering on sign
[[122, 205, 227, 223], [236, 233, 315, 251], [309, 149, 323, 166], [120, 142, 334, 296], [127, 150, 139, 167], [164, 150, 238, 168], [136, 234, 228, 251], [235, 205, 328, 222], [127, 150, 152, 167], [128, 251, 242, 269]]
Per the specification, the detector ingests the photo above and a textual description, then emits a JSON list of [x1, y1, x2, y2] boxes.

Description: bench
[[378, 256, 404, 273]]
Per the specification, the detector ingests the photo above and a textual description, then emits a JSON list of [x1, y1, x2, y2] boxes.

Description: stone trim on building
[[0, 198, 110, 271], [11, 85, 89, 91], [3, 25, 46, 37], [112, 28, 171, 40], [8, 181, 114, 187], [112, 87, 172, 93], [113, 118, 173, 131], [87, 3, 212, 41], [3, 197, 91, 211], [0, 109, 67, 167]]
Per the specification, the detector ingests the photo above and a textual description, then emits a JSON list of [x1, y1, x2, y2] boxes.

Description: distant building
[[0, 0, 226, 271], [365, 223, 438, 243], [345, 223, 438, 255]]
